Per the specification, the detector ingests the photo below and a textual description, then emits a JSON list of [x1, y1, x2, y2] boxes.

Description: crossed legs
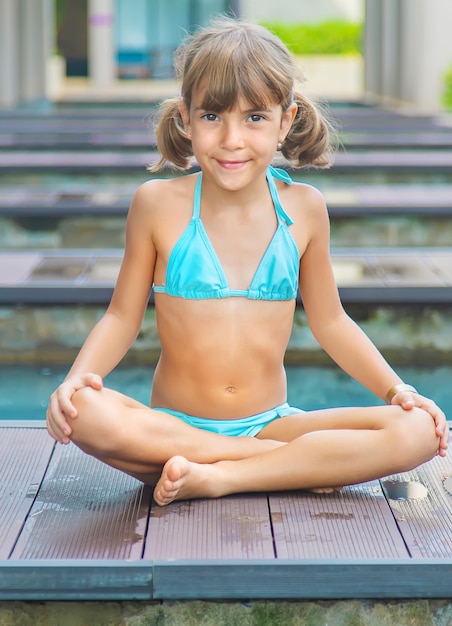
[[67, 386, 439, 506], [68, 386, 282, 484], [153, 404, 439, 505]]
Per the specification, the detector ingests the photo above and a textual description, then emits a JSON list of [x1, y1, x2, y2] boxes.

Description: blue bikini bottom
[[152, 402, 304, 437]]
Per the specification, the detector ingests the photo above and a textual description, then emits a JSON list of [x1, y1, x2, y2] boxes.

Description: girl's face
[[180, 85, 297, 191]]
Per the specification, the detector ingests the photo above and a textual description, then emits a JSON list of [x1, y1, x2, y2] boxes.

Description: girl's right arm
[[46, 182, 159, 443]]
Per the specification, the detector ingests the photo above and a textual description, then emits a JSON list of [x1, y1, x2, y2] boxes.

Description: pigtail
[[148, 98, 194, 172], [280, 92, 337, 169]]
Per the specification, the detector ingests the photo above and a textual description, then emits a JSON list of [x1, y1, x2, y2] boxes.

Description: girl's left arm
[[296, 186, 448, 455]]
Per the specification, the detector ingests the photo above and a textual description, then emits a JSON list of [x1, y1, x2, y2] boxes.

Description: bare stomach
[[151, 355, 288, 419], [151, 297, 295, 419]]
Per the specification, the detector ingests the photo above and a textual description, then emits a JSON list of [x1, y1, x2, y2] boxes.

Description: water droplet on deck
[[311, 512, 354, 520], [26, 483, 39, 498], [381, 480, 428, 500], [442, 476, 452, 496]]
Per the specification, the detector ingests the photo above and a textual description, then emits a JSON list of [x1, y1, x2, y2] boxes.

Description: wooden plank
[[0, 427, 54, 559], [2, 149, 452, 173], [381, 453, 452, 558], [145, 495, 274, 560], [152, 559, 452, 600], [10, 443, 151, 560], [270, 481, 409, 559], [4, 128, 452, 149], [0, 561, 152, 600], [2, 184, 452, 219], [0, 420, 47, 428]]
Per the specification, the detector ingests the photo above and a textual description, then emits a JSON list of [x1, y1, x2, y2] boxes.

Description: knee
[[394, 406, 439, 463], [69, 386, 101, 443], [72, 385, 100, 414], [70, 386, 122, 455]]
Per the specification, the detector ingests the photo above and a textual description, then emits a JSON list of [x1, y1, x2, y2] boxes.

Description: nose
[[220, 121, 245, 150]]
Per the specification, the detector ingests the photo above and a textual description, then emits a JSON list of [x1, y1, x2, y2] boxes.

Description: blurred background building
[[1, 0, 452, 112]]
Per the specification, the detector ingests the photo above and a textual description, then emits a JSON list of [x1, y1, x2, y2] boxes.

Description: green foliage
[[261, 20, 363, 56], [55, 0, 65, 26], [443, 63, 452, 109]]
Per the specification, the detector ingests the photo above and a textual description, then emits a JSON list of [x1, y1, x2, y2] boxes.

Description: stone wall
[[1, 304, 452, 367], [0, 598, 451, 625]]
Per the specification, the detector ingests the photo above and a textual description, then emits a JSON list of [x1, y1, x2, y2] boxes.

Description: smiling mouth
[[216, 160, 248, 169]]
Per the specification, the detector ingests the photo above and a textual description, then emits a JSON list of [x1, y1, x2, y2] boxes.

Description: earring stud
[[277, 141, 283, 151]]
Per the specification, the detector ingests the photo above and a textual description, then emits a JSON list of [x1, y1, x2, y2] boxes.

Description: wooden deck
[[1, 421, 452, 601]]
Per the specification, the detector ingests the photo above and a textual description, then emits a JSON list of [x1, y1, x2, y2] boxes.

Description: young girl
[[47, 17, 447, 506]]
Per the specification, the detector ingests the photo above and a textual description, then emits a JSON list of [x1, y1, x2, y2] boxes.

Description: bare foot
[[153, 455, 222, 506]]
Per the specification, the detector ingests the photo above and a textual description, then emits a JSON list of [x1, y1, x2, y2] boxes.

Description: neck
[[200, 169, 269, 213]]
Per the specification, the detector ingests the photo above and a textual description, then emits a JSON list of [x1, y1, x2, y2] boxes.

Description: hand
[[391, 390, 449, 457], [46, 373, 103, 444]]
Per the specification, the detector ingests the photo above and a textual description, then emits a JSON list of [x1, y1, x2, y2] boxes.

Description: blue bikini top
[[153, 166, 300, 301]]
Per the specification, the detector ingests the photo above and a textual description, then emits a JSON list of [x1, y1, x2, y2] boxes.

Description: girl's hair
[[149, 16, 335, 172]]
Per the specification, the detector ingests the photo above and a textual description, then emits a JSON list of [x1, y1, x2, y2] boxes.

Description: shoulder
[[277, 179, 330, 252], [130, 175, 194, 209], [279, 179, 328, 222], [128, 175, 197, 223]]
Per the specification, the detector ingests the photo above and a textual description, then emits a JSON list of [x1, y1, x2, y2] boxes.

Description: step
[[1, 150, 452, 173], [1, 106, 451, 150], [2, 131, 451, 151], [0, 184, 451, 218], [0, 248, 451, 305]]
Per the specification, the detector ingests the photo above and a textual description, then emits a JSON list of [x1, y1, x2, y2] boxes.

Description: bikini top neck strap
[[194, 167, 293, 223], [266, 166, 294, 226], [193, 172, 203, 219]]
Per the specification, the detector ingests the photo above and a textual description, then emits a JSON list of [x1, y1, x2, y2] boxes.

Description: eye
[[202, 113, 220, 122], [247, 114, 265, 122]]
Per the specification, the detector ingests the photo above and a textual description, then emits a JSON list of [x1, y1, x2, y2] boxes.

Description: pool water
[[1, 364, 451, 421]]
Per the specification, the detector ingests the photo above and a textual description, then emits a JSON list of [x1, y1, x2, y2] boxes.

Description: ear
[[279, 102, 297, 142], [178, 101, 192, 139]]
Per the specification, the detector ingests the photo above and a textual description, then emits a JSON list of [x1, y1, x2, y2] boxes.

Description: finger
[[46, 418, 59, 442], [398, 395, 416, 410], [48, 395, 73, 438], [46, 412, 70, 444], [85, 373, 103, 389], [60, 417, 73, 438], [56, 386, 78, 419], [413, 397, 444, 427], [429, 406, 446, 433]]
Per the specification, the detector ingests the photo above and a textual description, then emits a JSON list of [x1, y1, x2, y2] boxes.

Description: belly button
[[225, 386, 236, 394]]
